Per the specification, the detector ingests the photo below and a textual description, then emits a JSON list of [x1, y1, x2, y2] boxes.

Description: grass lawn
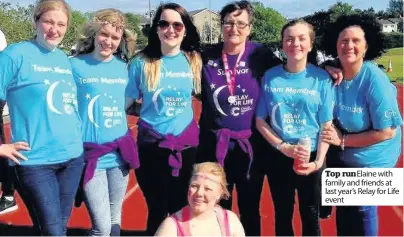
[[376, 47, 403, 84]]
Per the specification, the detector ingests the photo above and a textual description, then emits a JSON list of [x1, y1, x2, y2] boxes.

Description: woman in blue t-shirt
[[125, 3, 202, 235], [256, 19, 334, 236], [320, 14, 403, 236], [70, 9, 137, 236], [0, 0, 84, 235]]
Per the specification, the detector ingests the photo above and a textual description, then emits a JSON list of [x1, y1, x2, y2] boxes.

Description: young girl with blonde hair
[[70, 8, 138, 236]]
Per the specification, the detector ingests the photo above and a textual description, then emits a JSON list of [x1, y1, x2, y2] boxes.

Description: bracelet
[[341, 134, 346, 150], [313, 160, 319, 171]]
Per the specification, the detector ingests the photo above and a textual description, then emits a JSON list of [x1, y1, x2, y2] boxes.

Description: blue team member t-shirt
[[256, 64, 334, 151], [0, 40, 83, 165], [126, 51, 194, 136], [335, 62, 403, 168], [70, 54, 128, 169]]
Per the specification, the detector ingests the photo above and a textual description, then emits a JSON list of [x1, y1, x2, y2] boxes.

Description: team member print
[[256, 19, 334, 236], [0, 0, 84, 235], [125, 3, 202, 235], [320, 14, 403, 236], [70, 8, 138, 236]]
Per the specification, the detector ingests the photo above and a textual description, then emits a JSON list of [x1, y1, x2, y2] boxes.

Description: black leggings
[[135, 142, 196, 236], [266, 147, 323, 236]]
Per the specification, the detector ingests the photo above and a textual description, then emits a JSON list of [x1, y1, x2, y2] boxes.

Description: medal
[[221, 44, 246, 96]]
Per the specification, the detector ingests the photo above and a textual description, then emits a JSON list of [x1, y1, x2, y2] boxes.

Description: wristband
[[341, 134, 346, 150]]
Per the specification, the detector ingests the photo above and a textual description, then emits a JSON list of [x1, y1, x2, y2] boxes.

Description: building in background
[[189, 8, 221, 44], [377, 18, 401, 33], [139, 8, 221, 44]]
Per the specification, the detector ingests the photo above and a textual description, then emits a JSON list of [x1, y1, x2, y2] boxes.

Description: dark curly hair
[[321, 14, 385, 61]]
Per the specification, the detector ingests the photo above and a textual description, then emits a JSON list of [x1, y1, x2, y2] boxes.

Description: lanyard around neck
[[221, 46, 245, 96]]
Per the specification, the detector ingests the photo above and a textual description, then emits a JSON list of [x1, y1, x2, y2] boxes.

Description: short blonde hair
[[33, 0, 72, 27], [75, 8, 137, 62], [192, 162, 230, 200]]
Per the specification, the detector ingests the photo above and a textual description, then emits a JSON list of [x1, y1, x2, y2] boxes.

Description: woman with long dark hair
[[125, 3, 202, 235]]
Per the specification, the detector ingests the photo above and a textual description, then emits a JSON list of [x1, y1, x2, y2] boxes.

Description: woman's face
[[157, 9, 185, 49], [222, 9, 251, 47], [93, 23, 123, 61], [35, 9, 68, 50], [337, 26, 368, 67], [282, 23, 312, 63], [187, 173, 222, 214]]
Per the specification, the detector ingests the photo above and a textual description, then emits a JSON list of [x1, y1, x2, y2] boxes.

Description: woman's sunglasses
[[157, 20, 184, 32]]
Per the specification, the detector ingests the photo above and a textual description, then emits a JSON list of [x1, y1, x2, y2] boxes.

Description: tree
[[125, 13, 148, 50], [329, 1, 354, 21], [387, 0, 403, 18], [398, 21, 403, 33], [0, 3, 35, 44], [61, 10, 87, 50], [250, 1, 286, 44], [303, 10, 332, 44], [201, 16, 220, 44], [376, 10, 390, 19]]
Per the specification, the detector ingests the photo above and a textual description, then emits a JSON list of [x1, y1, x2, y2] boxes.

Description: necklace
[[343, 78, 354, 89]]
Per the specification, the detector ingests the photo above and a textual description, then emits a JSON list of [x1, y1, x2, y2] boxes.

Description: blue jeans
[[84, 165, 129, 236], [15, 155, 84, 236], [336, 206, 378, 236]]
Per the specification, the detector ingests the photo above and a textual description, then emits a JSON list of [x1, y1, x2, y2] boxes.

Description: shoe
[[0, 196, 18, 215]]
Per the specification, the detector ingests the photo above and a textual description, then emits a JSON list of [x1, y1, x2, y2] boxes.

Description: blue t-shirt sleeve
[[318, 78, 334, 123], [255, 76, 268, 119], [0, 52, 17, 100], [126, 58, 142, 100], [366, 74, 403, 130]]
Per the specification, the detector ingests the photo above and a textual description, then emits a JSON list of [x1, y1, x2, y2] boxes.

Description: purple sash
[[215, 128, 253, 179], [83, 129, 139, 187], [137, 120, 199, 176]]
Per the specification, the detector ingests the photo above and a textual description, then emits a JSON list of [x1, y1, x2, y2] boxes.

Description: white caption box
[[322, 168, 403, 206]]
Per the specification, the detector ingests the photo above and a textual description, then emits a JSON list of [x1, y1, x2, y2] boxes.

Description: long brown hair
[[136, 3, 201, 93]]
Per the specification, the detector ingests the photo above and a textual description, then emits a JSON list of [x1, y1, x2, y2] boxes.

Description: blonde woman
[[70, 9, 137, 236], [155, 162, 245, 236], [125, 3, 202, 235], [0, 0, 83, 235]]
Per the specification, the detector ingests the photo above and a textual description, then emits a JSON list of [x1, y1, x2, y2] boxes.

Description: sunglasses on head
[[157, 20, 184, 32]]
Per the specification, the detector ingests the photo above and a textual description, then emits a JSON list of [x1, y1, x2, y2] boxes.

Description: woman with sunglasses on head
[[256, 19, 334, 236], [320, 14, 402, 236], [0, 0, 84, 235], [70, 9, 138, 236], [126, 3, 202, 235], [196, 1, 282, 235]]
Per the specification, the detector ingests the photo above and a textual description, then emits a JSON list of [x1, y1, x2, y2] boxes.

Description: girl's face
[[157, 9, 185, 50], [282, 23, 313, 63], [93, 23, 123, 61], [35, 9, 68, 50], [187, 173, 222, 214]]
